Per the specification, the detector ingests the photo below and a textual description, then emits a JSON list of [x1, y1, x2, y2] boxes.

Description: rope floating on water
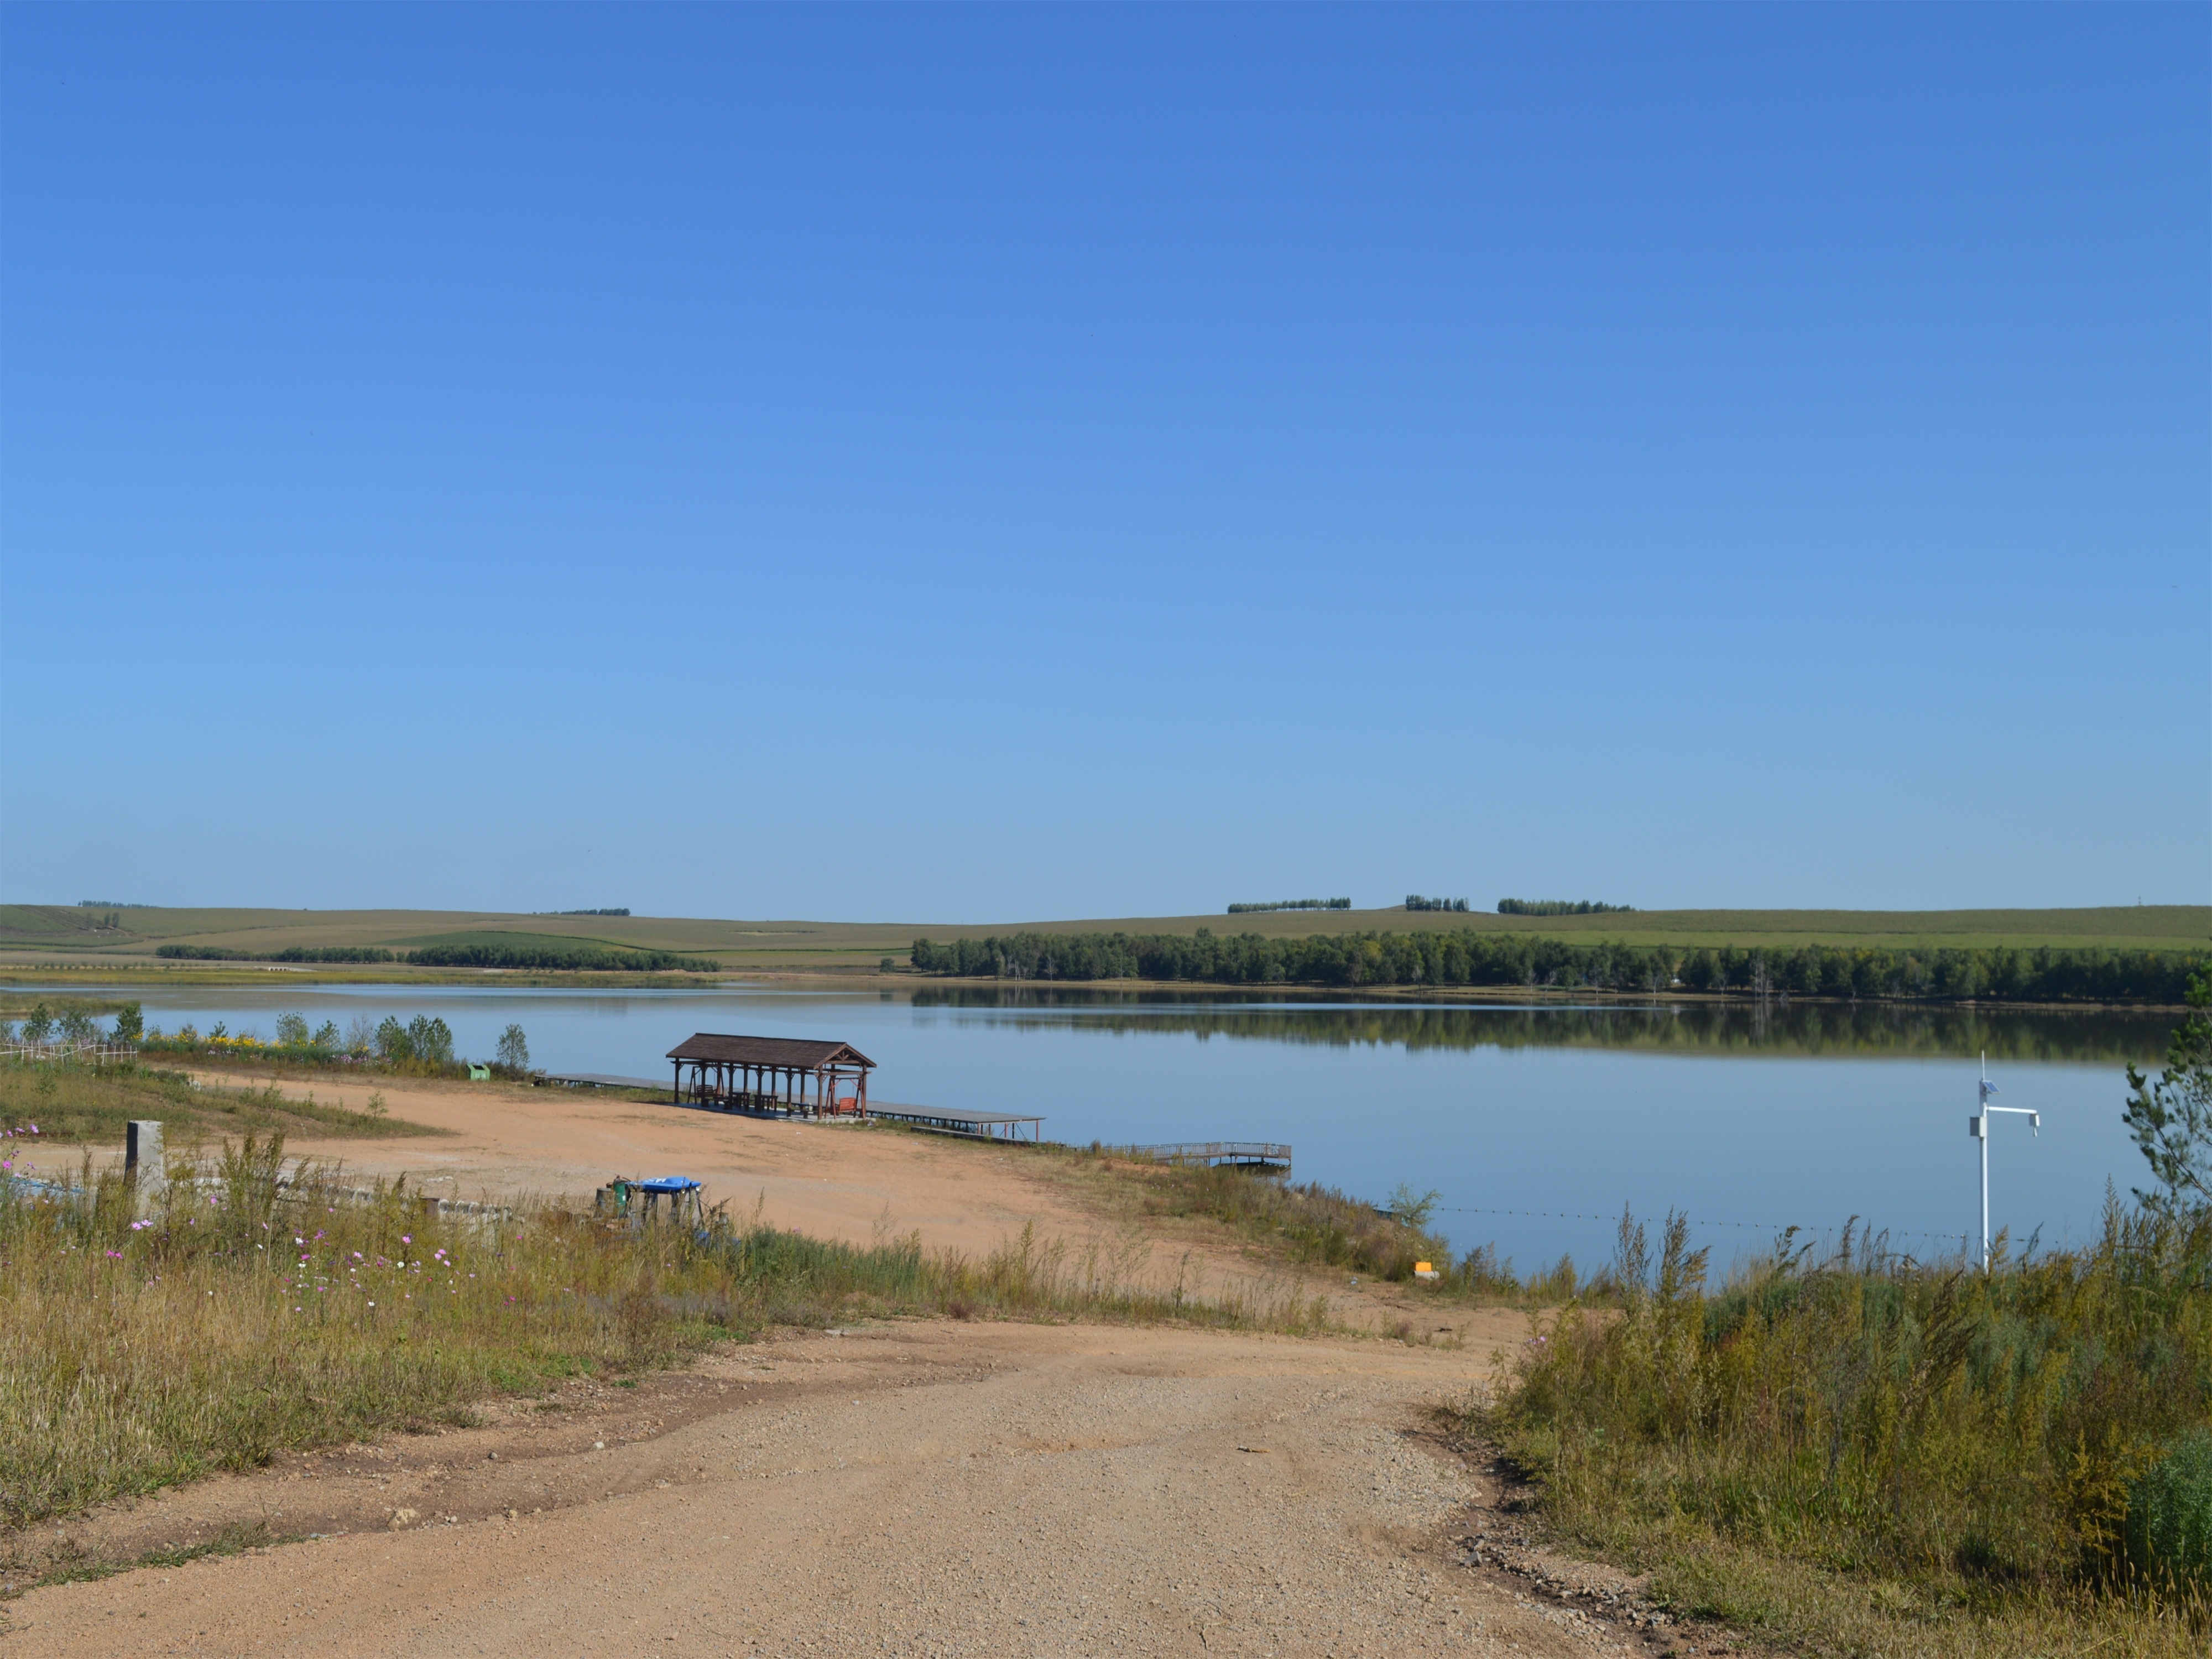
[[1433, 1205, 1804, 1229], [1432, 1205, 1978, 1255]]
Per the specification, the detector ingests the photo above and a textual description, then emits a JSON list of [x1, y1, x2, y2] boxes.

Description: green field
[[2, 901, 2204, 980]]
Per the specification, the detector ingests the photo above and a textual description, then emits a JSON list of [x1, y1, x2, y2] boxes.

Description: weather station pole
[[1968, 1052, 2039, 1271]]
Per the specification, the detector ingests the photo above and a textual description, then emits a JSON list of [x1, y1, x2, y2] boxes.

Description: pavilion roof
[[664, 1033, 875, 1070]]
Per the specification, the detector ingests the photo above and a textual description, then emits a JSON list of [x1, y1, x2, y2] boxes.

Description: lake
[[41, 982, 2174, 1275]]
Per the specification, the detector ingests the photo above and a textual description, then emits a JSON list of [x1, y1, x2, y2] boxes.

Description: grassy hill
[[1, 901, 2204, 978]]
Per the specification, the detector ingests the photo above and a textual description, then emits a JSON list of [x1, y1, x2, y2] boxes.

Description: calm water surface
[[62, 983, 2173, 1273]]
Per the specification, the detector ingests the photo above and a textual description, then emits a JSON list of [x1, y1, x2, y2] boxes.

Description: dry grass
[[1025, 1147, 1571, 1305], [0, 1136, 1326, 1530]]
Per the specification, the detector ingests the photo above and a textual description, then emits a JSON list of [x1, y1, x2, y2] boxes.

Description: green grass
[[0, 1058, 441, 1155], [385, 927, 654, 952], [1465, 1206, 2212, 1656]]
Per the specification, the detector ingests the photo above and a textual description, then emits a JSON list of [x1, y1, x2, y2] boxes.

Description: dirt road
[[5, 1318, 1679, 1659]]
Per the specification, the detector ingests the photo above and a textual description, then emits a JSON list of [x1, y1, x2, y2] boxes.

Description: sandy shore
[[256, 1073, 1117, 1257], [182, 1073, 1442, 1325]]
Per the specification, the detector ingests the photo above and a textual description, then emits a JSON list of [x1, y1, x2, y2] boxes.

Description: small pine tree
[[374, 1016, 410, 1061], [2125, 971, 2212, 1217]]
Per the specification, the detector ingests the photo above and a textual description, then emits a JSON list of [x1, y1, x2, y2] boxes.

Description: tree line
[[1405, 896, 1469, 912], [909, 930, 2206, 1004], [1226, 898, 1351, 914], [156, 945, 396, 963], [406, 942, 712, 972], [1497, 899, 1634, 916], [151, 941, 709, 971]]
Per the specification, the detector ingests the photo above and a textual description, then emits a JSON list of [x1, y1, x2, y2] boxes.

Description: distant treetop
[[535, 907, 632, 916], [1498, 899, 1635, 916], [1227, 898, 1352, 914], [1406, 896, 1469, 912]]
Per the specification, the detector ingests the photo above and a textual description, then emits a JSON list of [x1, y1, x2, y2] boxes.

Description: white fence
[[1, 1040, 140, 1066]]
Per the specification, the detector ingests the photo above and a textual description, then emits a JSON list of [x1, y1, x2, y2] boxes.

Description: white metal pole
[[1973, 1054, 2038, 1274], [1976, 1052, 1993, 1271], [1980, 1114, 1990, 1271]]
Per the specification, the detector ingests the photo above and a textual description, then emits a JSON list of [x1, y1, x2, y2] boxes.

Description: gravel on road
[[3, 1318, 1683, 1658]]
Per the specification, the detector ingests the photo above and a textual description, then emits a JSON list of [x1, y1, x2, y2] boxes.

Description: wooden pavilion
[[666, 1034, 875, 1119]]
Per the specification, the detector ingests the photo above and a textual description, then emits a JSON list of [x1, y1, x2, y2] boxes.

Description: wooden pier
[[544, 1072, 668, 1092], [868, 1104, 1045, 1142]]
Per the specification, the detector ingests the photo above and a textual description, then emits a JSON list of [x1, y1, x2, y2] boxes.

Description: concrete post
[[126, 1120, 166, 1210]]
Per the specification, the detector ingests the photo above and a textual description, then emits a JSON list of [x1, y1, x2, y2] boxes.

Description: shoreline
[[0, 962, 2193, 1014]]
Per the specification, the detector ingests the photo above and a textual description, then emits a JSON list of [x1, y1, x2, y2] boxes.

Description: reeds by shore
[[1468, 1204, 2212, 1655]]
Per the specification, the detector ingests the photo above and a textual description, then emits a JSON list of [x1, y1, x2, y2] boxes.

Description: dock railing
[[1120, 1141, 1292, 1173]]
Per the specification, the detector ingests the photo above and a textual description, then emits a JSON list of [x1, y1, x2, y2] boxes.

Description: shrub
[[2127, 1428, 2212, 1593]]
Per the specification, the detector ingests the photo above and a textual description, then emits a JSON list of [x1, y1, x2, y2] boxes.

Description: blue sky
[[3, 6, 2205, 921]]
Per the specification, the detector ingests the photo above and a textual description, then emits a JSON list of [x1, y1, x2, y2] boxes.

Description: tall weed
[[1473, 1201, 2212, 1648]]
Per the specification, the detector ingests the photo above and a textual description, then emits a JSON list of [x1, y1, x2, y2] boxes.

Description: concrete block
[[127, 1119, 166, 1206]]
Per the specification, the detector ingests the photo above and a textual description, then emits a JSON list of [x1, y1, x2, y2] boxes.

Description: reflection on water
[[911, 988, 2169, 1065]]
